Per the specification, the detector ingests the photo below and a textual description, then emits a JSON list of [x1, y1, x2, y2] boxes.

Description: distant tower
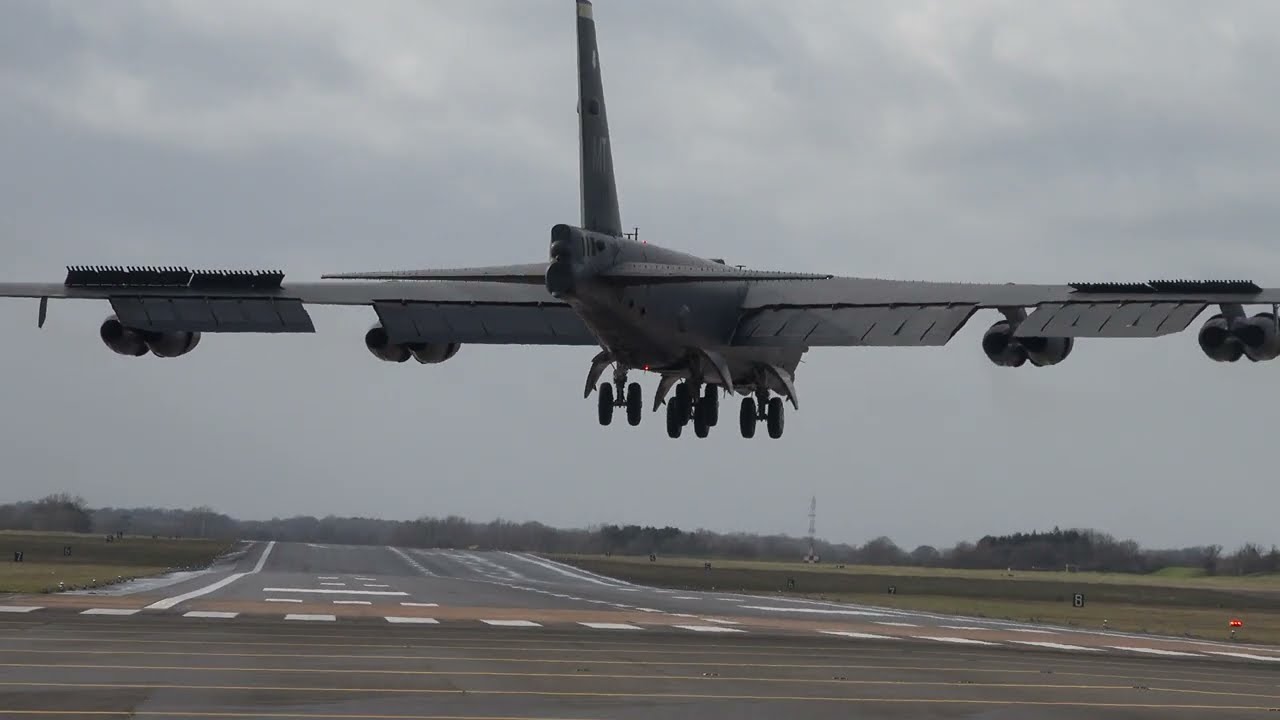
[[803, 495, 820, 563]]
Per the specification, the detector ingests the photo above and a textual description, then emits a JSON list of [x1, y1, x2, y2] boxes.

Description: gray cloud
[[2, 0, 1280, 550]]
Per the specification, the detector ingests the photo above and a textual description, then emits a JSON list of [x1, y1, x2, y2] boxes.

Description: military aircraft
[[4, 0, 1280, 440]]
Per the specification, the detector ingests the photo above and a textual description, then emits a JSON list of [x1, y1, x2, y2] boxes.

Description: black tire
[[598, 383, 614, 426], [766, 396, 785, 439], [739, 397, 756, 439], [693, 402, 710, 438], [626, 382, 643, 426], [702, 387, 719, 427], [673, 383, 692, 425], [666, 398, 683, 438]]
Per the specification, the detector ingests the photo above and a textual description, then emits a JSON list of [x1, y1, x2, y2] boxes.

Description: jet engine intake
[[99, 316, 148, 357], [1198, 313, 1245, 362], [1233, 312, 1280, 362], [364, 325, 461, 365], [981, 320, 1072, 367]]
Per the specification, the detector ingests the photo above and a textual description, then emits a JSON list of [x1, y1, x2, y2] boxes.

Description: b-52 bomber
[[5, 0, 1280, 440]]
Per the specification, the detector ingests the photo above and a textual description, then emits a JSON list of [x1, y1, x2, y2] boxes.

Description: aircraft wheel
[[598, 383, 614, 426], [666, 398, 683, 438], [626, 382, 643, 426], [739, 397, 757, 439], [693, 403, 711, 438], [766, 397, 785, 439], [701, 387, 719, 427], [673, 383, 692, 426]]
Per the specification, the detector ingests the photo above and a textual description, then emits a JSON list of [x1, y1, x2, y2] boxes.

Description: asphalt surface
[[0, 541, 1276, 718]]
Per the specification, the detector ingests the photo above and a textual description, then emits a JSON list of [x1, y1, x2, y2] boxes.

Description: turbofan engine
[[364, 325, 461, 365], [1199, 312, 1279, 362], [99, 316, 201, 358], [981, 320, 1073, 368]]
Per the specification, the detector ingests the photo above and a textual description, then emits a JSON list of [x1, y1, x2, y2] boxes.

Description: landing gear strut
[[596, 365, 643, 427]]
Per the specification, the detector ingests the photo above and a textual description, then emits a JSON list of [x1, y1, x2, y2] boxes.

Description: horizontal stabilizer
[[599, 262, 831, 284], [322, 264, 548, 284]]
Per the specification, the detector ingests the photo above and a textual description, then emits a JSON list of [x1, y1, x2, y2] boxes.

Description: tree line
[[2, 493, 1276, 576]]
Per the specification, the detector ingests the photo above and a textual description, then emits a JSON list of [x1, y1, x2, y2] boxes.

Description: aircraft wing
[[734, 276, 1280, 347], [0, 268, 599, 346]]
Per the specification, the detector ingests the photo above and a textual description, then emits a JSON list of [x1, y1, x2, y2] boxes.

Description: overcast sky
[[3, 0, 1280, 551]]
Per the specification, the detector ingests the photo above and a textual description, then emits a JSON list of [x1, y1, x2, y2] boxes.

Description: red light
[[642, 365, 650, 371], [1230, 619, 1243, 627]]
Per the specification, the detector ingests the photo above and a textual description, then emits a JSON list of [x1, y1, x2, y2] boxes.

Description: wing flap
[[1016, 301, 1207, 338], [735, 304, 978, 347], [111, 297, 315, 333], [373, 301, 596, 345]]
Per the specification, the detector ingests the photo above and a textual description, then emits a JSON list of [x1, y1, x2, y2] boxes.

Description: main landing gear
[[665, 382, 719, 439], [597, 366, 643, 427], [739, 391, 785, 439]]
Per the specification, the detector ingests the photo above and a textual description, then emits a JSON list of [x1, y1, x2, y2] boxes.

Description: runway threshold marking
[[386, 617, 440, 625], [481, 620, 542, 627], [0, 680, 1275, 709], [145, 540, 276, 611], [182, 611, 238, 619], [675, 625, 745, 634], [262, 588, 408, 597], [332, 601, 371, 606], [400, 602, 438, 608], [264, 599, 303, 603], [578, 623, 642, 630], [387, 546, 436, 577], [80, 609, 139, 616], [0, 606, 42, 613], [284, 614, 336, 622]]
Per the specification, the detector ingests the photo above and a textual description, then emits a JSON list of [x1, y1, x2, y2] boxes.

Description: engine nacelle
[[981, 320, 1071, 368], [1021, 335, 1074, 367], [146, 331, 201, 358], [364, 325, 462, 365], [1234, 312, 1280, 362], [1198, 313, 1245, 362], [99, 316, 148, 357]]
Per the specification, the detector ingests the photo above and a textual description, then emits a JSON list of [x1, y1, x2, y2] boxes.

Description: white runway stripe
[[741, 606, 887, 617], [317, 576, 339, 580], [333, 600, 371, 605], [81, 608, 139, 616], [320, 582, 345, 587], [671, 596, 698, 600], [183, 611, 238, 619], [264, 598, 302, 603], [364, 584, 391, 588], [501, 552, 630, 587], [699, 618, 740, 625], [874, 621, 919, 627], [146, 540, 276, 610], [676, 625, 746, 633], [0, 606, 42, 613], [918, 636, 999, 646], [388, 546, 436, 577], [821, 630, 895, 640], [1012, 641, 1102, 652], [1006, 628, 1055, 634], [262, 588, 408, 596], [386, 616, 440, 624], [1109, 646, 1202, 657], [400, 602, 439, 608], [354, 577, 376, 581], [580, 622, 643, 630], [1206, 651, 1280, 662], [940, 625, 986, 631], [285, 613, 336, 622], [481, 619, 542, 627]]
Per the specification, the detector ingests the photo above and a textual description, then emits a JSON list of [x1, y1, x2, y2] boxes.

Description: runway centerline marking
[[875, 622, 919, 627], [386, 617, 440, 624], [264, 599, 303, 603], [0, 607, 41, 613], [262, 588, 408, 596], [363, 584, 391, 588], [482, 620, 542, 627], [1011, 641, 1102, 652], [400, 602, 439, 608], [80, 609, 139, 616], [332, 601, 371, 605], [284, 614, 335, 622], [182, 611, 238, 619], [145, 540, 276, 610], [917, 636, 999, 646], [1110, 646, 1203, 657], [320, 583, 346, 587], [821, 631, 895, 640], [742, 606, 888, 617], [579, 622, 643, 630], [676, 625, 745, 633]]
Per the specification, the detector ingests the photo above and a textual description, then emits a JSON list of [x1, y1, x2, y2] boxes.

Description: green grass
[[0, 531, 235, 593], [551, 554, 1280, 645]]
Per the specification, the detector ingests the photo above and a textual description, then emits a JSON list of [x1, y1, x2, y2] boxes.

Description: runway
[[1, 541, 1277, 717]]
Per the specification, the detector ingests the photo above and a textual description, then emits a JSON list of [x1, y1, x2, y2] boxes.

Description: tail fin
[[576, 0, 622, 237]]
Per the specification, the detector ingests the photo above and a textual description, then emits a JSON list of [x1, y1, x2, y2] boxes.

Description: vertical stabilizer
[[576, 0, 623, 237]]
